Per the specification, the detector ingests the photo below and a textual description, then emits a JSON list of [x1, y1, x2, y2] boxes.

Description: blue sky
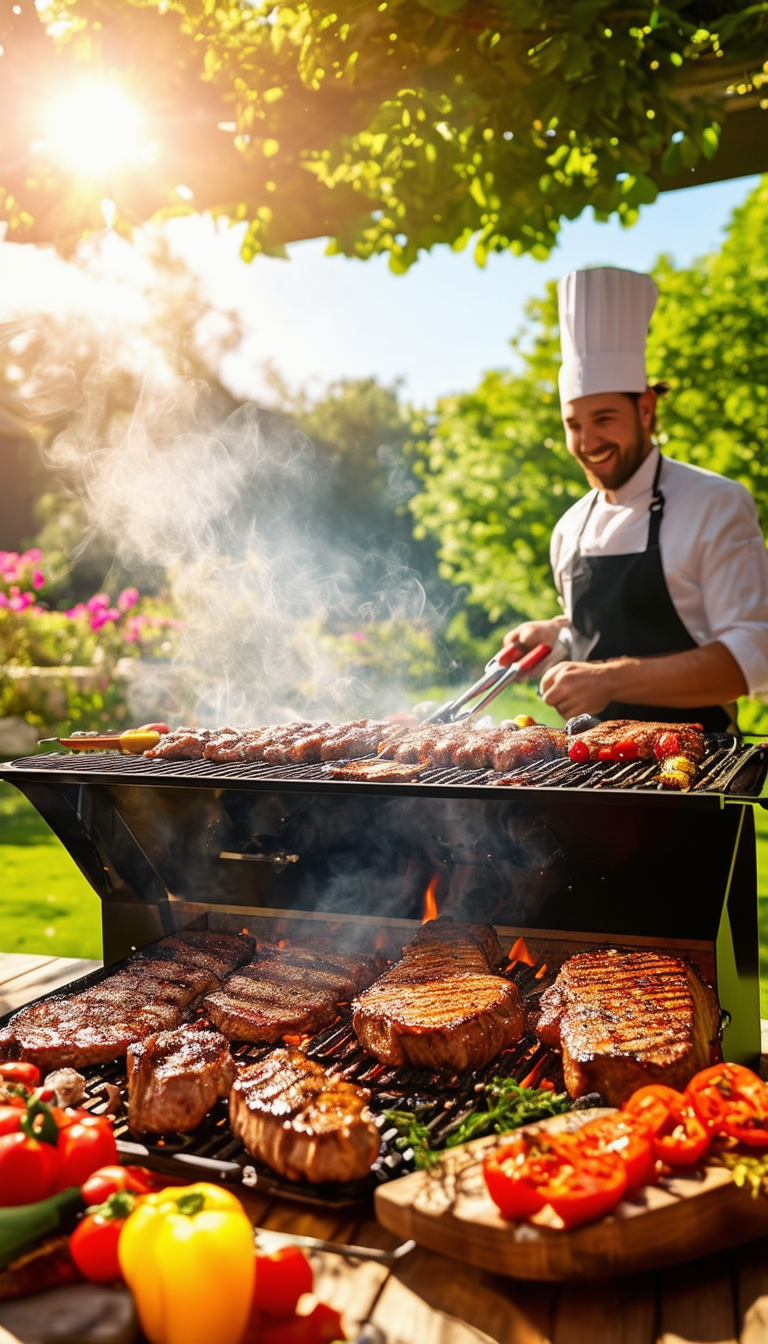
[[172, 174, 760, 406], [0, 174, 759, 408]]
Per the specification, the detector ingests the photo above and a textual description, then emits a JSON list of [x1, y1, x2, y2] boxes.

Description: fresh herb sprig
[[445, 1078, 570, 1149], [712, 1151, 768, 1199], [384, 1080, 570, 1171], [383, 1109, 441, 1171]]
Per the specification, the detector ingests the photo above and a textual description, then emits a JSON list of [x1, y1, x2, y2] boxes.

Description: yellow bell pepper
[[119, 730, 161, 754], [118, 1183, 254, 1344]]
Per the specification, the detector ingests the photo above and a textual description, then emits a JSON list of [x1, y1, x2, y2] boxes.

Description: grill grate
[[3, 960, 559, 1209], [5, 737, 768, 797]]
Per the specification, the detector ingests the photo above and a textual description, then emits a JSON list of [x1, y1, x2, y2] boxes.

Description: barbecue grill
[[1, 738, 767, 1205]]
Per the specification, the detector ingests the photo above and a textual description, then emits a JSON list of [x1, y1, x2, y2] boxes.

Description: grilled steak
[[229, 1047, 380, 1183], [352, 917, 524, 1071], [491, 726, 567, 772], [127, 1025, 235, 1133], [570, 721, 705, 763], [329, 760, 422, 782], [536, 949, 720, 1104], [205, 941, 379, 1044], [0, 931, 254, 1070]]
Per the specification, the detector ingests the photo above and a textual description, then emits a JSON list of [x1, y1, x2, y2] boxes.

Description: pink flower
[[32, 569, 45, 590], [2, 567, 18, 584], [105, 607, 121, 622], [66, 603, 88, 619], [9, 592, 33, 612], [349, 631, 365, 642], [86, 593, 111, 613], [24, 549, 42, 563], [89, 612, 109, 631], [117, 587, 139, 611], [0, 593, 7, 608]]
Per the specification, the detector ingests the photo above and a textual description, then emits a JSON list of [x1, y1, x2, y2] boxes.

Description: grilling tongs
[[422, 642, 552, 725]]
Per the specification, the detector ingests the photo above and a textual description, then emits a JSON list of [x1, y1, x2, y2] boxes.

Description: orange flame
[[421, 876, 439, 924], [534, 963, 548, 980], [506, 936, 535, 970]]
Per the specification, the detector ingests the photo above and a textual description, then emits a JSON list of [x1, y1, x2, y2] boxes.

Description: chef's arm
[[539, 641, 747, 720]]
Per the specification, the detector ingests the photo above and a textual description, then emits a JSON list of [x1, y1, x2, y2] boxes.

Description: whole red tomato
[[256, 1246, 314, 1317], [0, 1130, 60, 1206], [56, 1114, 118, 1190], [81, 1165, 155, 1206], [0, 1106, 23, 1138], [69, 1191, 138, 1284], [259, 1304, 346, 1344]]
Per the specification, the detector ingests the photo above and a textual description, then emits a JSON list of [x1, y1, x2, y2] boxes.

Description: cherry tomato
[[624, 1085, 709, 1166], [654, 732, 682, 760], [597, 746, 613, 762], [0, 1105, 23, 1137], [259, 1303, 346, 1344], [138, 722, 170, 735], [69, 1191, 137, 1284], [568, 740, 590, 763], [685, 1064, 768, 1147], [575, 1114, 656, 1192], [81, 1165, 155, 1206], [256, 1246, 314, 1317], [56, 1114, 118, 1190], [0, 1063, 41, 1087], [612, 740, 639, 761], [483, 1136, 550, 1221], [0, 1130, 60, 1205]]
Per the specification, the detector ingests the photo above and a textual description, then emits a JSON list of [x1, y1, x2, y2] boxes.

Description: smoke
[[46, 368, 443, 724]]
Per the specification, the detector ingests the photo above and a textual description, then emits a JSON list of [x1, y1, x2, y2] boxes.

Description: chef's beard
[[578, 411, 651, 493]]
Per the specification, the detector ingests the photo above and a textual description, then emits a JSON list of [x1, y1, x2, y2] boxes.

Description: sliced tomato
[[685, 1064, 768, 1147], [575, 1114, 656, 1192], [534, 1138, 627, 1228], [256, 1246, 314, 1318], [624, 1085, 709, 1167], [483, 1136, 550, 1221], [0, 1063, 41, 1087]]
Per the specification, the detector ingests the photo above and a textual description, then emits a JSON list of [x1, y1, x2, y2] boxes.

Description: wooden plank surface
[[5, 954, 768, 1344]]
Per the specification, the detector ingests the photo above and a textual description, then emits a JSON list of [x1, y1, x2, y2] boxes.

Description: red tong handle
[[495, 642, 551, 672]]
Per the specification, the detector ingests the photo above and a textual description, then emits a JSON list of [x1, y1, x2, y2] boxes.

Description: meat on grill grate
[[571, 721, 705, 763], [352, 917, 524, 1071], [378, 722, 566, 772], [229, 1047, 381, 1183], [0, 931, 254, 1071], [204, 940, 381, 1044], [127, 1024, 236, 1133], [536, 949, 720, 1104]]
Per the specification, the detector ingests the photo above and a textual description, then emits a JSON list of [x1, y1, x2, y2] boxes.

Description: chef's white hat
[[557, 266, 658, 404]]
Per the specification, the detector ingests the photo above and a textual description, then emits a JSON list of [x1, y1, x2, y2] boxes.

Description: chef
[[504, 265, 768, 730]]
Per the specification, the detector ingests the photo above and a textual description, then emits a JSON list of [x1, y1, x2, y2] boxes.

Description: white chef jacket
[[550, 446, 768, 698]]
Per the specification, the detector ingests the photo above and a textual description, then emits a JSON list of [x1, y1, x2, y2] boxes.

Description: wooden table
[[5, 954, 768, 1344]]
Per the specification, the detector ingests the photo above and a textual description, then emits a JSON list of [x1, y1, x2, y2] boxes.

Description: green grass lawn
[[3, 755, 768, 1012]]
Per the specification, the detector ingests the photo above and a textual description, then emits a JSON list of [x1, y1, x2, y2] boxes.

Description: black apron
[[569, 453, 731, 732]]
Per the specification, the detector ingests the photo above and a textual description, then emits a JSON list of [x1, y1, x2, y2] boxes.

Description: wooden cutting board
[[374, 1110, 768, 1281]]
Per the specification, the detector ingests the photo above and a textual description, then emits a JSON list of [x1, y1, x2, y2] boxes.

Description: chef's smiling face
[[562, 390, 656, 495]]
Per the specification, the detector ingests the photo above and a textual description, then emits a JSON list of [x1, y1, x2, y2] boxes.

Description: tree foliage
[[409, 175, 768, 627], [3, 1, 768, 269]]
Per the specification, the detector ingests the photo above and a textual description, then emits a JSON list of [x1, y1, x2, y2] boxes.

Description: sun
[[51, 83, 140, 176]]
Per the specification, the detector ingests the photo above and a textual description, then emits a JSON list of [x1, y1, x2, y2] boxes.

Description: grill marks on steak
[[0, 931, 255, 1071], [229, 1047, 380, 1183], [127, 1025, 235, 1133], [536, 950, 720, 1104], [204, 941, 380, 1044], [378, 723, 566, 772], [352, 918, 524, 1072]]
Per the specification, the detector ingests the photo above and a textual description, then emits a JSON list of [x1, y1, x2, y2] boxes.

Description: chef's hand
[[539, 660, 614, 718], [503, 616, 569, 654]]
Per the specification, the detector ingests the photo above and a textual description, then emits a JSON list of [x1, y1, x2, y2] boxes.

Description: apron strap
[[647, 452, 665, 550]]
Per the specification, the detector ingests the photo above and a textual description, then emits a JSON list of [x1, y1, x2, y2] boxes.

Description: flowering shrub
[[0, 550, 182, 732]]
